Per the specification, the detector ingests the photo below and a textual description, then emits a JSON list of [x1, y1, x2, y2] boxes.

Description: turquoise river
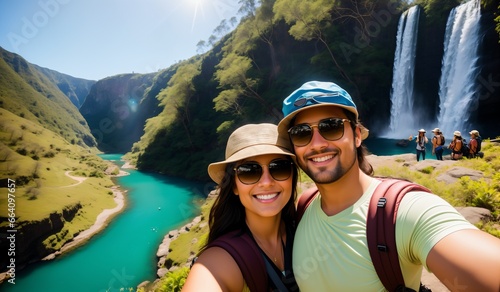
[[0, 154, 208, 292]]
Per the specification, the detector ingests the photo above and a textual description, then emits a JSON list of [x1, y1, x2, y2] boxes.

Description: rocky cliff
[[79, 68, 177, 153], [33, 65, 96, 108], [0, 203, 82, 272]]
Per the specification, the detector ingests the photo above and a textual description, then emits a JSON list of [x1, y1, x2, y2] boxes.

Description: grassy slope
[[0, 48, 95, 148], [0, 108, 117, 251]]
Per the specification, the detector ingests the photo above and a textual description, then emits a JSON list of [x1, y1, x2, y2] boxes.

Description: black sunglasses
[[234, 159, 294, 185], [288, 118, 351, 147]]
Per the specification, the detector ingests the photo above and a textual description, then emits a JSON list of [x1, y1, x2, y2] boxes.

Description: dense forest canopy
[[124, 0, 499, 182]]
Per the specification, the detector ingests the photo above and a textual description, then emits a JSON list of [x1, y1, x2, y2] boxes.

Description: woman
[[409, 129, 428, 161], [182, 123, 299, 291], [431, 128, 445, 160], [449, 130, 464, 160], [468, 130, 479, 158]]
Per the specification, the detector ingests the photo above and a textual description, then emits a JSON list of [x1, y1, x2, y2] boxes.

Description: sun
[[187, 0, 204, 6], [186, 0, 206, 32]]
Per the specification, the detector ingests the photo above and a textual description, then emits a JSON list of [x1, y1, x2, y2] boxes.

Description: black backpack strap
[[207, 230, 267, 292], [296, 187, 319, 223], [262, 254, 290, 292], [367, 179, 431, 292]]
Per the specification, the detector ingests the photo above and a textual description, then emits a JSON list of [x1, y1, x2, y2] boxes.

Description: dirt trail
[[61, 170, 87, 187]]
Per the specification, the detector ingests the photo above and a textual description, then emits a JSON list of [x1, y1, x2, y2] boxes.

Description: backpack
[[205, 230, 268, 292], [476, 136, 482, 152], [433, 135, 445, 147], [461, 140, 470, 157], [205, 227, 296, 291], [296, 178, 432, 292]]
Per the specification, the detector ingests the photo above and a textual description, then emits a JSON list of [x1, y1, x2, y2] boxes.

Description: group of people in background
[[409, 127, 483, 161]]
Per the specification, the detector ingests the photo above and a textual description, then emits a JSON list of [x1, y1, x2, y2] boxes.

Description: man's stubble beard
[[300, 146, 358, 185]]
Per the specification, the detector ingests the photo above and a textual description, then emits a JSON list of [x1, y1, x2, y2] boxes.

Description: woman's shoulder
[[188, 246, 245, 291], [197, 245, 240, 265]]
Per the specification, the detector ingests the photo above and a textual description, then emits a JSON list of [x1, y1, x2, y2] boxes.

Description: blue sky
[[0, 0, 240, 80]]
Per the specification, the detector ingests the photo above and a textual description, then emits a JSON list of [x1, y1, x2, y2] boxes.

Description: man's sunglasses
[[288, 118, 351, 147], [234, 159, 294, 185]]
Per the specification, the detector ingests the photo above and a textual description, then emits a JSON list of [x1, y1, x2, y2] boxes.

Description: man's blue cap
[[278, 81, 369, 140]]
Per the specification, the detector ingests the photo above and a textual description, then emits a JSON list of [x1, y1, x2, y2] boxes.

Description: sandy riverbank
[[43, 185, 127, 260]]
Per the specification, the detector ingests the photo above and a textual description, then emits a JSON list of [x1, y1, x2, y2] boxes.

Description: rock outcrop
[[0, 202, 82, 273], [155, 215, 203, 278]]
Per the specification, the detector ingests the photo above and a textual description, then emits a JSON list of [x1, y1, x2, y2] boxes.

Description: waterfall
[[437, 0, 481, 137], [388, 5, 420, 138]]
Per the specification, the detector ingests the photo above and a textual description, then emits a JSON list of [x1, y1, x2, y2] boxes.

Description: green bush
[[156, 267, 189, 292], [459, 176, 500, 218], [16, 148, 28, 156]]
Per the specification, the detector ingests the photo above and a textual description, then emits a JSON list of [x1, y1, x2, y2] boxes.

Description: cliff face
[[79, 72, 165, 153], [33, 65, 96, 108], [0, 203, 82, 272], [475, 10, 500, 136]]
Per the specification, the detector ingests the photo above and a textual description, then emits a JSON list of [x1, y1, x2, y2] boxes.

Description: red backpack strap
[[207, 230, 267, 292], [296, 187, 319, 223], [366, 178, 431, 292]]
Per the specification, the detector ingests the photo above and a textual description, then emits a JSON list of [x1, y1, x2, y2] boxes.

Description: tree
[[273, 0, 370, 97], [213, 19, 231, 37], [196, 40, 207, 54], [234, 0, 280, 79], [214, 52, 280, 119], [238, 0, 258, 16], [158, 61, 202, 149]]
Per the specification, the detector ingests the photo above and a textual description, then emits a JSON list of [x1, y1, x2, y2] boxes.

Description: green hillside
[[0, 47, 96, 148], [0, 107, 115, 216], [0, 47, 116, 272], [0, 108, 119, 266]]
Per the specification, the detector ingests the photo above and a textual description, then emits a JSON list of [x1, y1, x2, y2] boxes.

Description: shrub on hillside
[[16, 148, 28, 156], [153, 267, 189, 292]]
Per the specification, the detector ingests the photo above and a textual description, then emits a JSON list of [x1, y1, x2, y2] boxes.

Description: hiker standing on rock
[[409, 129, 429, 161], [431, 128, 445, 160], [183, 124, 299, 291], [278, 81, 500, 291]]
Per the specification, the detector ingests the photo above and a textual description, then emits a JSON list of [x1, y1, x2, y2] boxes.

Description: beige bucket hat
[[453, 131, 462, 137], [207, 123, 295, 184], [469, 130, 479, 137]]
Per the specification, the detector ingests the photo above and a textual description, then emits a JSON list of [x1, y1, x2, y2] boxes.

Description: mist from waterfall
[[387, 5, 421, 138], [437, 0, 481, 137]]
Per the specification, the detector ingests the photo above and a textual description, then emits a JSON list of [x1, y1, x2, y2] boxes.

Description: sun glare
[[187, 0, 205, 32]]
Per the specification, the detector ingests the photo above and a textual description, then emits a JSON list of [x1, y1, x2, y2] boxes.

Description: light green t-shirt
[[293, 179, 476, 291]]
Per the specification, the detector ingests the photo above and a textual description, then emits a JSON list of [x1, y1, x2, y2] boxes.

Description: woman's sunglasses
[[234, 159, 294, 185], [288, 118, 351, 147]]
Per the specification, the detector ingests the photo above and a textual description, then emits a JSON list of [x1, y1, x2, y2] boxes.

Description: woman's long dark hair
[[200, 157, 298, 253]]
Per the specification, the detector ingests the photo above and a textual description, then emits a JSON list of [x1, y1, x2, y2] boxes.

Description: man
[[277, 81, 500, 291]]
